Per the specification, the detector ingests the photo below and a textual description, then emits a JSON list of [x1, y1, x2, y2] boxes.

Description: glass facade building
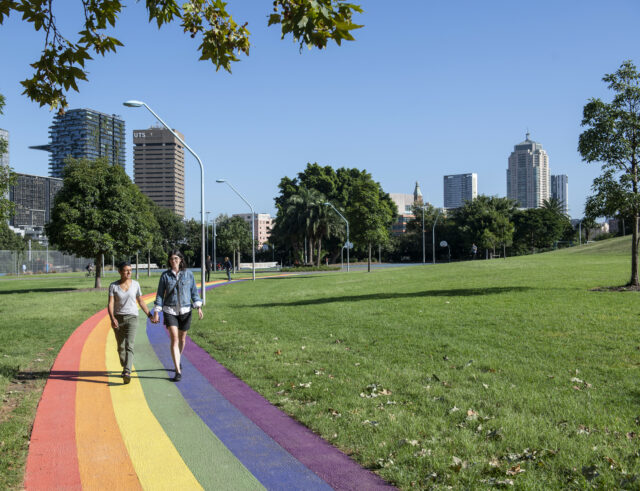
[[443, 173, 477, 209], [47, 109, 125, 178], [9, 173, 63, 229], [551, 174, 569, 215]]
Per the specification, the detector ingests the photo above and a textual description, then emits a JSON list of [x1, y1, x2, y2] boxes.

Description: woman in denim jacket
[[152, 250, 203, 382]]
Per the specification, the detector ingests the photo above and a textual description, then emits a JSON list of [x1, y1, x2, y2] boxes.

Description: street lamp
[[421, 205, 427, 264], [432, 209, 441, 265], [324, 202, 349, 272], [216, 179, 255, 281], [205, 211, 211, 258], [123, 100, 207, 304]]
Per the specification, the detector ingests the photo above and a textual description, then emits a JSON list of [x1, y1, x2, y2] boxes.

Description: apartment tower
[[133, 126, 185, 217], [0, 128, 8, 167], [506, 132, 549, 208], [443, 173, 477, 209], [41, 108, 126, 178]]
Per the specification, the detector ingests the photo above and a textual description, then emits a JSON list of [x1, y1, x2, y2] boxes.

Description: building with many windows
[[132, 126, 185, 217], [8, 173, 63, 241], [32, 108, 126, 178], [389, 181, 423, 235], [550, 174, 569, 215], [233, 213, 273, 246], [443, 173, 477, 209], [506, 132, 549, 209]]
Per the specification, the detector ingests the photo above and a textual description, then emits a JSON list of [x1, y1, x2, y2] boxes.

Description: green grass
[[1, 239, 640, 489]]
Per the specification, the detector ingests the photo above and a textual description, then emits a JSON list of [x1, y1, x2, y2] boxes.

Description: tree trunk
[[308, 238, 314, 265], [631, 213, 639, 286], [317, 237, 322, 268], [94, 253, 102, 288], [367, 242, 371, 272]]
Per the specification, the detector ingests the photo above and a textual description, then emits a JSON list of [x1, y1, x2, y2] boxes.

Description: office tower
[[506, 132, 549, 208], [9, 173, 63, 236], [443, 173, 477, 209], [133, 126, 185, 217], [550, 175, 569, 215], [0, 128, 8, 167], [34, 108, 126, 178], [233, 213, 273, 246]]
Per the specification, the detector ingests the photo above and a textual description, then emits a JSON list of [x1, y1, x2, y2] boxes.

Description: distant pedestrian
[[471, 243, 478, 259], [152, 250, 203, 382], [205, 255, 213, 282], [22, 263, 26, 274], [107, 262, 155, 384], [223, 256, 232, 281]]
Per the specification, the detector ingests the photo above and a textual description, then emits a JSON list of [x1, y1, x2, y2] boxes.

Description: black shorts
[[164, 311, 192, 331]]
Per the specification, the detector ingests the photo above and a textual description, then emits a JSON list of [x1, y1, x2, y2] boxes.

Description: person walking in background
[[107, 261, 155, 384], [471, 243, 478, 259], [205, 255, 213, 282], [152, 250, 203, 382], [223, 256, 232, 281]]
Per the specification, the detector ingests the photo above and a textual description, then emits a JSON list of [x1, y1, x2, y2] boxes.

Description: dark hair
[[117, 261, 131, 272], [167, 250, 187, 271]]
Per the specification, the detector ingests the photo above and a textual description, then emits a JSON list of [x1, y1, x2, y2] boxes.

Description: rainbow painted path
[[24, 279, 393, 490]]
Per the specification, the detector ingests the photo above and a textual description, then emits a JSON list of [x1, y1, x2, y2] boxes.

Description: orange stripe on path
[[76, 314, 141, 490], [24, 311, 104, 490]]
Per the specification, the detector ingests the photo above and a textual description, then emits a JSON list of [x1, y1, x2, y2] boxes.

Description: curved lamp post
[[324, 202, 349, 272], [123, 100, 207, 304], [216, 179, 255, 281]]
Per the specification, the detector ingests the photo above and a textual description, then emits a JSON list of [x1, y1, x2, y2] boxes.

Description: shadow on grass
[[0, 287, 77, 294], [249, 286, 533, 307]]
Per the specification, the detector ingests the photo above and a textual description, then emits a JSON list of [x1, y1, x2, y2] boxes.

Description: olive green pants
[[114, 314, 138, 373]]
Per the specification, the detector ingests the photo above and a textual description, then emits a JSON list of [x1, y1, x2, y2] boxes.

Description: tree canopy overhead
[[0, 0, 363, 109]]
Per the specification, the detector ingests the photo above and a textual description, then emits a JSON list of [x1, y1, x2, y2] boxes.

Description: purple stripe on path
[[185, 338, 395, 491]]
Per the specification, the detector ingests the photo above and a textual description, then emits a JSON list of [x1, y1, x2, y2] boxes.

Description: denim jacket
[[154, 269, 202, 311]]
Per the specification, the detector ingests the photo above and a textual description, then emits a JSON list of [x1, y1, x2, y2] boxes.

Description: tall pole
[[216, 180, 255, 280], [213, 219, 217, 271], [432, 209, 441, 265], [422, 206, 425, 264], [123, 100, 207, 305], [206, 211, 211, 258], [324, 202, 349, 272]]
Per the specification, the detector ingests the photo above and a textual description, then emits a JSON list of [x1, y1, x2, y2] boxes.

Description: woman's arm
[[107, 292, 118, 329], [189, 271, 204, 319]]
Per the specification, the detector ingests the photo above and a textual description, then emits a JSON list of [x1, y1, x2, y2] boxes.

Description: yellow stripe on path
[[106, 320, 203, 491]]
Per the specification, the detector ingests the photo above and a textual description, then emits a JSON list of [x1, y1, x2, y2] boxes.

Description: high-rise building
[[443, 173, 477, 209], [506, 132, 549, 208], [9, 173, 63, 241], [550, 174, 569, 215], [132, 126, 185, 217], [0, 128, 9, 167], [233, 213, 273, 246], [33, 108, 126, 178]]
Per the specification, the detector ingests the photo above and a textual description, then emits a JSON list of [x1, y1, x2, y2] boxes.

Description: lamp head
[[215, 179, 226, 183], [123, 100, 144, 107]]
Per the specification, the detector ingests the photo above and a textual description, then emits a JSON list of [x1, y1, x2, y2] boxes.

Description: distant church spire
[[526, 129, 530, 141], [413, 181, 423, 204]]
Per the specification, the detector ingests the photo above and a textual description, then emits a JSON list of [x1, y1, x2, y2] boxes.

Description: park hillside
[[1, 236, 639, 489]]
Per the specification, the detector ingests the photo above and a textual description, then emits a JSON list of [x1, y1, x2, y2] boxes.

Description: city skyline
[[1, 1, 639, 219]]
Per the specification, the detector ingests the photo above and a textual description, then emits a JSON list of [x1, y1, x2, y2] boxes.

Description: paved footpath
[[24, 278, 394, 490]]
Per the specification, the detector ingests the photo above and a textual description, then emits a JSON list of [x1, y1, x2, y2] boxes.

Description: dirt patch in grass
[[590, 285, 640, 292], [0, 370, 47, 425]]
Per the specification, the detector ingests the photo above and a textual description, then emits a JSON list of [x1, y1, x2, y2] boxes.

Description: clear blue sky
[[1, 0, 639, 220]]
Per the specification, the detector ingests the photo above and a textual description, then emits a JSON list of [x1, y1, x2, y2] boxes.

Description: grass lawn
[[1, 238, 639, 489]]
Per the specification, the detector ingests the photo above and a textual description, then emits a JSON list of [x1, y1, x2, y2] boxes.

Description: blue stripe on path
[[147, 321, 332, 491]]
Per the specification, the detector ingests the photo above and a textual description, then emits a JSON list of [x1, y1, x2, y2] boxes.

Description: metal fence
[[0, 249, 94, 275]]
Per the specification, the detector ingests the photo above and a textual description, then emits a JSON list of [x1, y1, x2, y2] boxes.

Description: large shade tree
[[578, 60, 640, 286], [46, 158, 158, 287], [0, 0, 363, 109], [216, 214, 251, 270]]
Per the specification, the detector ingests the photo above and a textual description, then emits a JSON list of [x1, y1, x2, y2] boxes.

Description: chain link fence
[[0, 249, 95, 275]]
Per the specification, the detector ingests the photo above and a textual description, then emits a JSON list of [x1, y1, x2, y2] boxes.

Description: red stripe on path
[[24, 309, 105, 490]]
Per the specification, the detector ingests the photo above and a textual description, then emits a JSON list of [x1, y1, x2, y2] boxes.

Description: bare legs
[[167, 325, 187, 375]]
